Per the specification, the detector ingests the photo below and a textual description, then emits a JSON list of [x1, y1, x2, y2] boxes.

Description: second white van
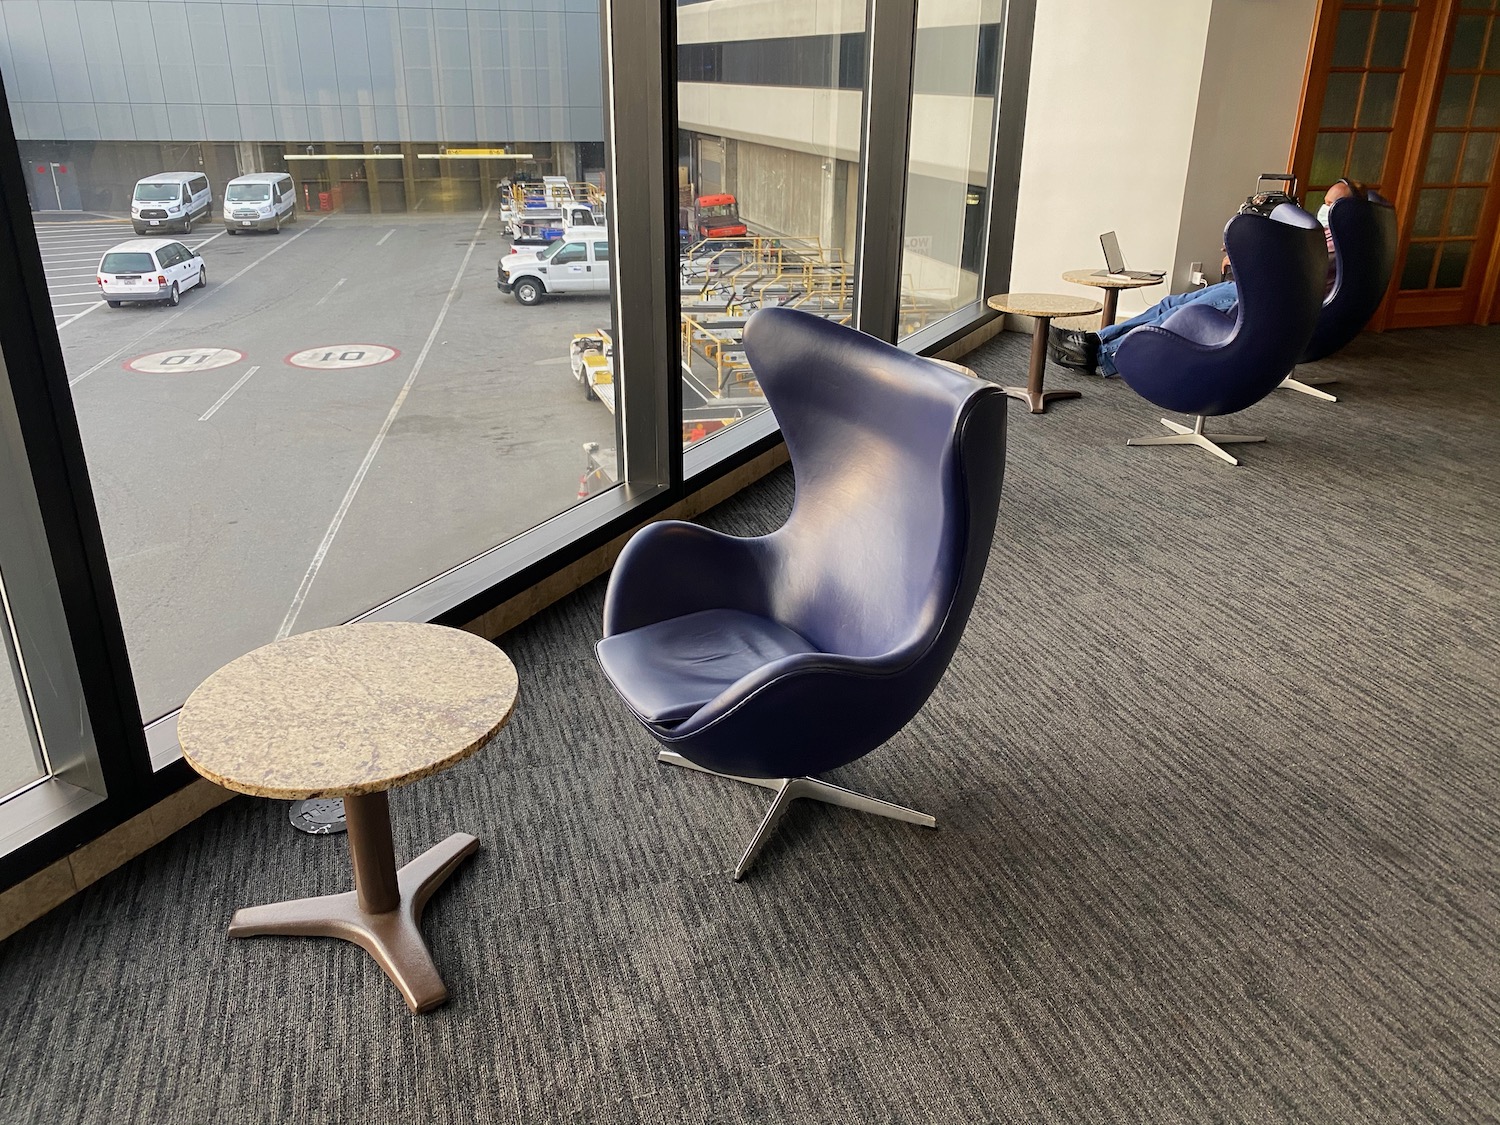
[[223, 173, 297, 234], [131, 172, 213, 235]]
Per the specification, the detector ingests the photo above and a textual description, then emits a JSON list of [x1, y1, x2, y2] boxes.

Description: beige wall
[[1011, 0, 1317, 320]]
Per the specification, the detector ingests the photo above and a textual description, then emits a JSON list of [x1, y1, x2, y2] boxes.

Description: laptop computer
[[1093, 232, 1167, 281]]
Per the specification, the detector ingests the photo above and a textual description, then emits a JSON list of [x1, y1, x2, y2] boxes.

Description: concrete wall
[[0, 0, 603, 144], [1011, 0, 1317, 320]]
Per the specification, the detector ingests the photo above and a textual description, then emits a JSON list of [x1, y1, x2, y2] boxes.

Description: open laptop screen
[[1100, 231, 1126, 274]]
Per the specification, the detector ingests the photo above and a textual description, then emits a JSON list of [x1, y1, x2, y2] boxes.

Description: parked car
[[223, 172, 297, 233], [96, 239, 206, 308], [131, 172, 212, 235], [497, 227, 610, 305]]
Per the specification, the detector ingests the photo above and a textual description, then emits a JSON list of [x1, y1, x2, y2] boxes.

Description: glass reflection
[[0, 572, 47, 798]]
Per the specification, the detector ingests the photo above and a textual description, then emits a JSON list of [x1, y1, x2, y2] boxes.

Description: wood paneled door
[[1292, 0, 1500, 328]]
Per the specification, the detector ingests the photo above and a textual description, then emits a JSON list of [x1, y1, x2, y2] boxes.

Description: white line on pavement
[[49, 300, 97, 308], [217, 216, 327, 289], [277, 202, 493, 640], [189, 230, 226, 252], [376, 229, 395, 246], [55, 302, 105, 329], [314, 277, 346, 307], [198, 365, 260, 421], [67, 311, 184, 383]]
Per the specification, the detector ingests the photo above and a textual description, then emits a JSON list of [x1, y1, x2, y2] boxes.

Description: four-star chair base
[[657, 751, 937, 881], [1278, 375, 1339, 402], [1127, 416, 1266, 467]]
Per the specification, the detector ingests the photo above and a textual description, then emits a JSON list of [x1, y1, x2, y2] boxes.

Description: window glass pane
[[1319, 73, 1361, 128], [1370, 10, 1413, 68], [1400, 241, 1437, 289], [1459, 131, 1498, 180], [1473, 75, 1500, 126], [1437, 74, 1476, 126], [1, 6, 617, 723], [1414, 188, 1450, 236], [1424, 131, 1464, 181], [677, 0, 869, 445], [899, 0, 996, 337], [1449, 14, 1488, 70], [1312, 132, 1353, 184], [1436, 240, 1473, 287], [1488, 19, 1500, 67], [1447, 187, 1486, 235], [1332, 9, 1374, 67], [1349, 131, 1390, 181], [1358, 72, 1401, 126]]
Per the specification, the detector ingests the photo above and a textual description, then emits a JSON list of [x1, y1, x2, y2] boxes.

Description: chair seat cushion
[[596, 609, 819, 727], [1159, 301, 1237, 345]]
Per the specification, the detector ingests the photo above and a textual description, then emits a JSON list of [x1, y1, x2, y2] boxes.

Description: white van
[[497, 227, 610, 305], [131, 172, 212, 235], [223, 173, 297, 234]]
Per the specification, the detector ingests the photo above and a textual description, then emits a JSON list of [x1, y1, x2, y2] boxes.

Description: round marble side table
[[178, 621, 519, 1013], [986, 292, 1102, 414], [1060, 269, 1165, 326]]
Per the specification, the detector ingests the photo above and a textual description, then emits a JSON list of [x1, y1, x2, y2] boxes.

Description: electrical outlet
[[1189, 260, 1206, 287]]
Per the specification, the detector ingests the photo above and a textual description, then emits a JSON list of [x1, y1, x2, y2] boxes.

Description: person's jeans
[[1095, 282, 1238, 375]]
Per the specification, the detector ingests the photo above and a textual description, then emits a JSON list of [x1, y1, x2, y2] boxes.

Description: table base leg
[[228, 831, 479, 1013], [999, 386, 1083, 415]]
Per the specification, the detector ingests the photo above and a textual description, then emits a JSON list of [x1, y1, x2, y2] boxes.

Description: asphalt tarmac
[[37, 209, 620, 721]]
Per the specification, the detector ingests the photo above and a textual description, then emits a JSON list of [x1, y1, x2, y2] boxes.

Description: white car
[[96, 238, 206, 308]]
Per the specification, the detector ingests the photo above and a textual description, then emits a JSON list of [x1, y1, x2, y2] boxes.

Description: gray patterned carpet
[[1, 325, 1497, 1124]]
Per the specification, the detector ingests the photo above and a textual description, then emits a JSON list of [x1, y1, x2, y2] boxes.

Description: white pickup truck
[[497, 226, 611, 305]]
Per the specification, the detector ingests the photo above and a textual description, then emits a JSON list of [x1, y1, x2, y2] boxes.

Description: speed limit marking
[[127, 347, 244, 374], [286, 344, 399, 370]]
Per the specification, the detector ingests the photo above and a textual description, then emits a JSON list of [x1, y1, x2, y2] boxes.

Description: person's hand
[[1220, 251, 1231, 273]]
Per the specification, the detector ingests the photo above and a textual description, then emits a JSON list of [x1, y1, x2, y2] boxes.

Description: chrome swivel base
[[1278, 375, 1338, 402], [657, 751, 936, 881], [1127, 415, 1265, 466]]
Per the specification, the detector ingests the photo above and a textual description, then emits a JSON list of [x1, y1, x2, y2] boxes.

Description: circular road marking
[[287, 344, 399, 370], [127, 347, 244, 374]]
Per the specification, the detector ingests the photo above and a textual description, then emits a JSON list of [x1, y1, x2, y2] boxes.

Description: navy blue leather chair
[[1280, 190, 1399, 402], [596, 307, 1008, 880], [1116, 203, 1327, 466]]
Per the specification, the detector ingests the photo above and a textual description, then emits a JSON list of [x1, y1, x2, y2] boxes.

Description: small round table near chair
[[986, 292, 1101, 414], [177, 622, 518, 1013], [1059, 268, 1165, 326]]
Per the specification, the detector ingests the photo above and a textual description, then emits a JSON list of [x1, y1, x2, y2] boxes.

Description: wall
[[0, 0, 603, 145], [1011, 0, 1317, 320]]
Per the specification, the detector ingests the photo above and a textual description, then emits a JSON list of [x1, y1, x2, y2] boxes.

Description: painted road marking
[[376, 229, 395, 246], [313, 278, 346, 307], [56, 302, 107, 330], [198, 365, 260, 421], [287, 343, 397, 370], [278, 200, 493, 639], [127, 347, 244, 374]]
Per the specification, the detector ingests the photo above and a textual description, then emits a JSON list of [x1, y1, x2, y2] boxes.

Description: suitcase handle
[[1255, 172, 1298, 197]]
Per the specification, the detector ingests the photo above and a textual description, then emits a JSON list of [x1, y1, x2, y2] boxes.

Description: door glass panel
[[1400, 241, 1437, 288], [1447, 187, 1486, 235], [1436, 240, 1472, 287], [1312, 132, 1353, 184], [1359, 72, 1401, 126], [1414, 188, 1450, 236], [1349, 131, 1390, 181], [1437, 74, 1476, 125], [1460, 131, 1498, 180], [1333, 9, 1374, 66], [0, 572, 47, 798], [899, 0, 997, 338], [1473, 76, 1500, 126], [1424, 131, 1464, 180], [1488, 20, 1500, 68], [1450, 14, 1488, 70], [1320, 73, 1361, 127], [677, 0, 869, 445], [1370, 10, 1413, 68]]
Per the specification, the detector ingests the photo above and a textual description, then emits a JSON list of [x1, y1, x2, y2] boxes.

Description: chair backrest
[[742, 307, 1007, 667], [1114, 203, 1328, 418], [1300, 191, 1399, 363]]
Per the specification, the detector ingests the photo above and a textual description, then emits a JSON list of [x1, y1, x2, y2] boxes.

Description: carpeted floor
[[1, 325, 1497, 1124]]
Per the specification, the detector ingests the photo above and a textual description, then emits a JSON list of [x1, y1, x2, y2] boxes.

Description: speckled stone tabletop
[[987, 292, 1102, 318], [177, 622, 519, 800], [1060, 269, 1165, 291]]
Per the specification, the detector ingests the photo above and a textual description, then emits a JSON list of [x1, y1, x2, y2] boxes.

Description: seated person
[[1050, 179, 1363, 375]]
